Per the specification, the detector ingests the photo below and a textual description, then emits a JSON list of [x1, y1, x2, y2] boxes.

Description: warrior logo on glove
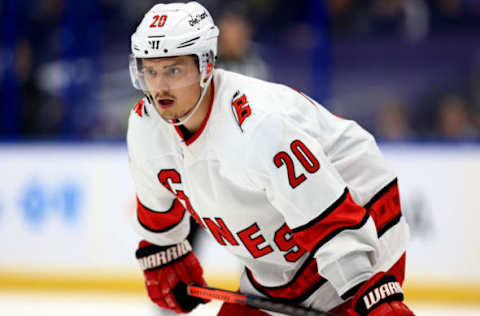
[[136, 240, 209, 314], [363, 279, 403, 310], [350, 273, 415, 316]]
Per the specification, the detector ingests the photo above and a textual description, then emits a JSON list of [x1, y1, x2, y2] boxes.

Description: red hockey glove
[[135, 239, 209, 313], [348, 272, 415, 316]]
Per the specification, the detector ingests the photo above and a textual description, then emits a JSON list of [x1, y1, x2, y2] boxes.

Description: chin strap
[[148, 72, 213, 127]]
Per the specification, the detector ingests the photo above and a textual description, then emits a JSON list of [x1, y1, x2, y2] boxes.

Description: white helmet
[[129, 2, 219, 91]]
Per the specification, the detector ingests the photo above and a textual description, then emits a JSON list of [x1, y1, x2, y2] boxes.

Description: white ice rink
[[1, 291, 479, 316]]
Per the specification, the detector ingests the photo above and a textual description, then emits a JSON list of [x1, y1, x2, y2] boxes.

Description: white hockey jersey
[[127, 69, 409, 312]]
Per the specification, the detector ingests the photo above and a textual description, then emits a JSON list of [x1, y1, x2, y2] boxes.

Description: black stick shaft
[[246, 295, 338, 316], [187, 284, 338, 316]]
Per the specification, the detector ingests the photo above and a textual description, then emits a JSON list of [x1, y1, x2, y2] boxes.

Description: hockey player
[[127, 2, 415, 316]]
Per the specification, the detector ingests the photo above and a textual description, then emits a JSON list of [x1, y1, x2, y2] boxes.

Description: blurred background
[[1, 0, 480, 315]]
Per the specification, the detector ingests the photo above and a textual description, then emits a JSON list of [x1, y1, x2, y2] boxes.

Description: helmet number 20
[[150, 15, 167, 28], [274, 139, 320, 189]]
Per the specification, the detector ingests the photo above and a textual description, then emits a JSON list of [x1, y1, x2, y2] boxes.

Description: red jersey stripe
[[363, 179, 402, 237], [137, 197, 186, 232], [246, 257, 326, 301], [292, 189, 369, 253]]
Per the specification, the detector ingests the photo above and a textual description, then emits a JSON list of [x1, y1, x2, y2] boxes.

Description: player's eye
[[145, 68, 157, 77], [166, 67, 181, 77]]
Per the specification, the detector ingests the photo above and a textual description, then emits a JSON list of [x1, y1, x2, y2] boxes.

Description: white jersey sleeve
[[127, 99, 191, 246], [244, 111, 380, 296]]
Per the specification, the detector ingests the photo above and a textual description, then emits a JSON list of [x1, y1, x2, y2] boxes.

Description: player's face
[[141, 56, 201, 121]]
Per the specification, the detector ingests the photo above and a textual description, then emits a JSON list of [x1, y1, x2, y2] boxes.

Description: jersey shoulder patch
[[132, 99, 149, 117], [230, 90, 252, 131]]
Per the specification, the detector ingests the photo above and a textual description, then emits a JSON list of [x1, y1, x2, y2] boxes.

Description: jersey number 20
[[274, 139, 320, 188]]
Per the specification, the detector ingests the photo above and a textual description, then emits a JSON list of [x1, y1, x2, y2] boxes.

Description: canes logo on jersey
[[133, 99, 148, 117], [231, 91, 252, 131]]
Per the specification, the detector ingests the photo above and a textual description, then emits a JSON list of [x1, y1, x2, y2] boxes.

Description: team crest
[[231, 91, 252, 131], [133, 99, 148, 117]]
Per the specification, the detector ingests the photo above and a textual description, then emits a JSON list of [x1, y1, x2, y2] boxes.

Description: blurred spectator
[[327, 0, 364, 35], [216, 10, 270, 80], [369, 0, 407, 35], [472, 48, 480, 131], [375, 97, 413, 140], [327, 0, 429, 41], [430, 0, 464, 29], [2, 0, 480, 140], [14, 39, 64, 137], [436, 94, 478, 139]]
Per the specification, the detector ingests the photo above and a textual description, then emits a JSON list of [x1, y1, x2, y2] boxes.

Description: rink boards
[[0, 142, 479, 304]]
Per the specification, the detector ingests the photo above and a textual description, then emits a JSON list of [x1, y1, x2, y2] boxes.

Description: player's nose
[[151, 74, 171, 92]]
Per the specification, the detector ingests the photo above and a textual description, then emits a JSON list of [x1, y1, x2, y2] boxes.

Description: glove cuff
[[136, 239, 192, 271], [353, 272, 404, 316], [172, 281, 208, 312]]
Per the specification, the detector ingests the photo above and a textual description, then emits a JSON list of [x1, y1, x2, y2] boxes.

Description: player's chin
[[159, 112, 177, 121], [159, 109, 184, 122]]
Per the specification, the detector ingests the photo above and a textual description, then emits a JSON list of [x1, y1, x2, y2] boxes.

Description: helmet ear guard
[[199, 50, 215, 86]]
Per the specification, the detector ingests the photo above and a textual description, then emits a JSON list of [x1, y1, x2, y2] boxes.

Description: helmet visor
[[129, 54, 201, 91]]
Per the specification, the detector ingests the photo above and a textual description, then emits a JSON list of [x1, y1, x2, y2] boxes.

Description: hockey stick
[[187, 283, 339, 316]]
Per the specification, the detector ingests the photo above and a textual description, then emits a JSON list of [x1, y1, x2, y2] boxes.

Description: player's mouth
[[156, 97, 175, 109]]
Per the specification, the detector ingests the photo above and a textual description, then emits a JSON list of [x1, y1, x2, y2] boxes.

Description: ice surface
[[0, 291, 479, 316]]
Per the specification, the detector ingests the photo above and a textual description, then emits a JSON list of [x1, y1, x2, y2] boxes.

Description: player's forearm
[[312, 217, 379, 298], [318, 251, 374, 299], [130, 207, 192, 246]]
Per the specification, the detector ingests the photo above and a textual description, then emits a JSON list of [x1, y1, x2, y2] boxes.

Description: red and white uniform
[[127, 69, 409, 312]]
